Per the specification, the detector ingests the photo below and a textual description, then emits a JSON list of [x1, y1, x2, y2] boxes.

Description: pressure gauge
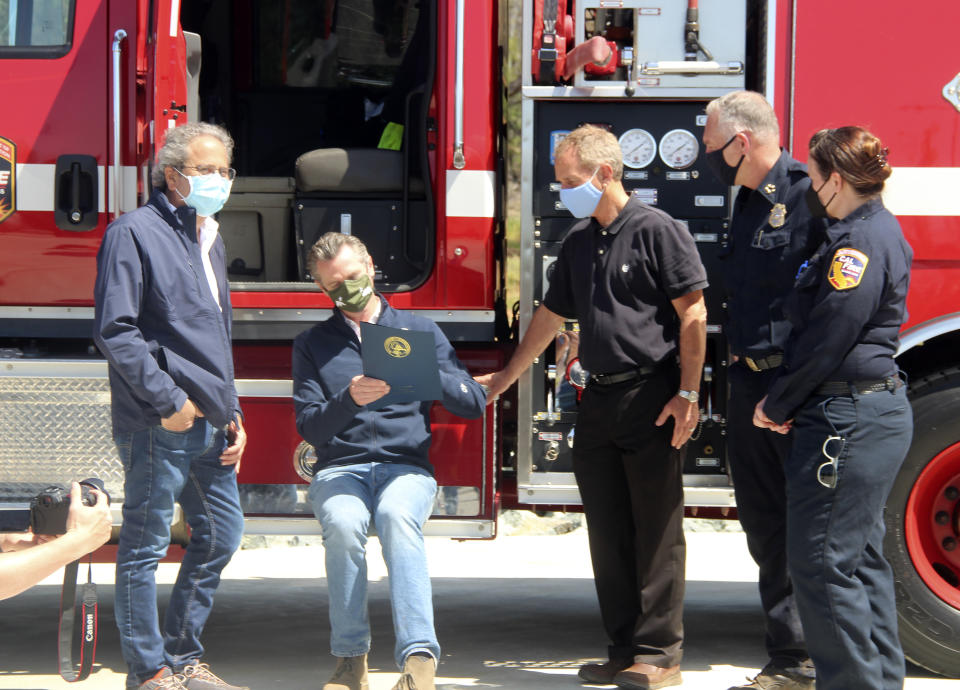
[[618, 128, 657, 169], [659, 129, 700, 169]]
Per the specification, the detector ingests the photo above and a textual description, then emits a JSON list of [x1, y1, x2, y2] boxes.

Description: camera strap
[[57, 557, 97, 682]]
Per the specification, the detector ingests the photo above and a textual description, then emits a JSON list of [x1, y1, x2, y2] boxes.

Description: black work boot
[[578, 658, 633, 684], [727, 661, 815, 689]]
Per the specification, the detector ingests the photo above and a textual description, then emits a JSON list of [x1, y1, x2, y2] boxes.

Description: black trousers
[[572, 367, 685, 668], [727, 363, 810, 672]]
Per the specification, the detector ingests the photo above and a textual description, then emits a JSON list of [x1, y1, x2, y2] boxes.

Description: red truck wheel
[[884, 369, 960, 678]]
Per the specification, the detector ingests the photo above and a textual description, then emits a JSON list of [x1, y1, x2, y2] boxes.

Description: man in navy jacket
[[94, 122, 248, 690], [293, 232, 485, 690]]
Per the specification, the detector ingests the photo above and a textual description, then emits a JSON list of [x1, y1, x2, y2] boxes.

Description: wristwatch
[[678, 389, 700, 403]]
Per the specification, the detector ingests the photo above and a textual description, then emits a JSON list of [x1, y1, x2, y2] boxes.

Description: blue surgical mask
[[559, 168, 603, 218], [176, 169, 232, 217]]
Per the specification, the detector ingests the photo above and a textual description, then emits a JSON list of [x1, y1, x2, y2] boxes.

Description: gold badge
[[768, 203, 787, 229], [764, 183, 776, 195], [384, 336, 411, 358], [827, 248, 869, 290]]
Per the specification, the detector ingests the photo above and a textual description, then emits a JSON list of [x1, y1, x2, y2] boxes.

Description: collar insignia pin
[[768, 202, 787, 228], [764, 183, 776, 194]]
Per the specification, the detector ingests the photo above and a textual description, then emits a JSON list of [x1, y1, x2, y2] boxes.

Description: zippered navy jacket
[[292, 297, 487, 475], [93, 191, 240, 436]]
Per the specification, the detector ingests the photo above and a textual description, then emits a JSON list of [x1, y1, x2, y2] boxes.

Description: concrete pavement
[[0, 527, 953, 689]]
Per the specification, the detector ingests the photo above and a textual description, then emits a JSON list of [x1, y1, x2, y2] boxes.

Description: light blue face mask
[[558, 168, 603, 218], [176, 169, 232, 217]]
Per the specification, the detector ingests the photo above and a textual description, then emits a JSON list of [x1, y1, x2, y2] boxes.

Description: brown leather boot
[[323, 655, 369, 690], [578, 658, 633, 684], [614, 661, 681, 689], [391, 654, 435, 690]]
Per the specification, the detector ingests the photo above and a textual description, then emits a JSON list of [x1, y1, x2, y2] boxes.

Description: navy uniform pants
[[572, 367, 685, 668], [786, 385, 912, 690], [727, 363, 811, 675]]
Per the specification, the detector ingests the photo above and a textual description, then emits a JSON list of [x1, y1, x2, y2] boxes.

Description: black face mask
[[805, 179, 837, 219], [705, 133, 744, 186]]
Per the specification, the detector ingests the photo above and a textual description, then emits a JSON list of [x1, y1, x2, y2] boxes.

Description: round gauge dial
[[659, 128, 700, 169], [618, 128, 657, 169]]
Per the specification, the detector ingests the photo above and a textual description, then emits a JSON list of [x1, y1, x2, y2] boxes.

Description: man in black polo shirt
[[702, 91, 824, 690], [477, 125, 707, 689]]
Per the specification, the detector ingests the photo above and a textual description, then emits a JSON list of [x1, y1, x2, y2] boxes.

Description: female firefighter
[[752, 126, 913, 690]]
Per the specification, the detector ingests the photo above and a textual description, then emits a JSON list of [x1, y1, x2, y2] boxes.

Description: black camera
[[29, 478, 109, 536]]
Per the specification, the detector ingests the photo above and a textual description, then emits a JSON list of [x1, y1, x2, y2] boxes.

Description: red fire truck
[[0, 0, 958, 677]]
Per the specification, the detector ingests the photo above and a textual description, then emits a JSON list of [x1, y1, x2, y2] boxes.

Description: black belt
[[815, 376, 902, 397], [589, 365, 657, 386], [743, 353, 783, 372]]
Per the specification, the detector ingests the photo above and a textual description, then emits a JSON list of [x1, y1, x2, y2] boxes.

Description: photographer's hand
[[219, 415, 247, 473], [65, 482, 112, 552], [0, 483, 111, 601], [162, 398, 204, 432]]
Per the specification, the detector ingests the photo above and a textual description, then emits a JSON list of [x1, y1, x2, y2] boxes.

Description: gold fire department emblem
[[0, 136, 16, 225], [384, 336, 411, 358]]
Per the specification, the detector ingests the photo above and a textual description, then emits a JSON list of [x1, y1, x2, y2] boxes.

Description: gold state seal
[[384, 336, 411, 358]]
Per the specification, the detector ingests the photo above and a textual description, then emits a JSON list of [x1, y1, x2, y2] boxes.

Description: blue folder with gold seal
[[360, 322, 442, 409]]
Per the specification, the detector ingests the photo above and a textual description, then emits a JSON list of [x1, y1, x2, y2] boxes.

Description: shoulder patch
[[827, 248, 869, 290]]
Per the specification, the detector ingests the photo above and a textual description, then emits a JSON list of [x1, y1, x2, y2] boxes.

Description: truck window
[[0, 0, 74, 58]]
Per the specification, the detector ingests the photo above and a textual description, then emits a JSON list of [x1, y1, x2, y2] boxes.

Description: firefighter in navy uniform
[[754, 127, 913, 690], [702, 91, 824, 689]]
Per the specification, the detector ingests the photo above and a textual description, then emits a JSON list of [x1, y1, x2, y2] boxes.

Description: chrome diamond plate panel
[[0, 376, 125, 501]]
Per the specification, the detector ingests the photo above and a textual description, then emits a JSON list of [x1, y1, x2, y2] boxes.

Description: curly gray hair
[[151, 122, 234, 190]]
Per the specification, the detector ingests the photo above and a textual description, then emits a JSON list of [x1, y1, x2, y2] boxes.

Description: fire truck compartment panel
[[294, 198, 429, 289], [219, 189, 295, 283], [532, 100, 728, 220], [572, 0, 747, 91]]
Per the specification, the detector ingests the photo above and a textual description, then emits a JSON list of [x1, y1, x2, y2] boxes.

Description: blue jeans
[[786, 386, 912, 690], [308, 462, 439, 669], [114, 421, 244, 688]]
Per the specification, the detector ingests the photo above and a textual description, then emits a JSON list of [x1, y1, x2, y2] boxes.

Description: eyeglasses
[[181, 165, 237, 180], [817, 435, 845, 489]]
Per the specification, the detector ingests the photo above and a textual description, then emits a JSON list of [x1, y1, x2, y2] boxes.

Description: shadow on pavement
[[0, 577, 949, 689]]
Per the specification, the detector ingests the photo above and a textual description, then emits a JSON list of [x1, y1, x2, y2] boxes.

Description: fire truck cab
[[0, 0, 502, 540]]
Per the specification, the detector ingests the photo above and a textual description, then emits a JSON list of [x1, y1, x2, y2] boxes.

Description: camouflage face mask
[[326, 273, 374, 312]]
